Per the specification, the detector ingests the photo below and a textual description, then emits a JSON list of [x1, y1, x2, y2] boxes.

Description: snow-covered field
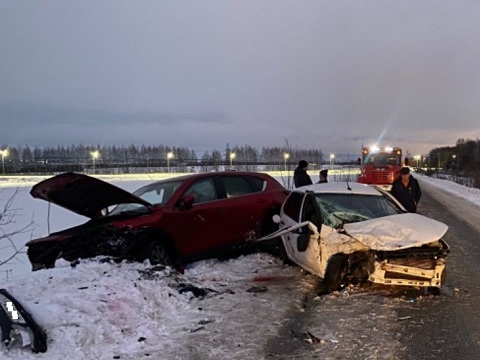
[[1, 171, 479, 359]]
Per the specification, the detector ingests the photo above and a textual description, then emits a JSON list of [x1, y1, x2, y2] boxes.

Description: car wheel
[[147, 240, 173, 266], [324, 254, 348, 292]]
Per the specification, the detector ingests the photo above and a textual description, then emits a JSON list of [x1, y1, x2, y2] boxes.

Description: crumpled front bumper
[[369, 258, 447, 288]]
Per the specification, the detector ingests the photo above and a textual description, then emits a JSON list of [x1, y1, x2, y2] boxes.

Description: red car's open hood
[[30, 172, 153, 218]]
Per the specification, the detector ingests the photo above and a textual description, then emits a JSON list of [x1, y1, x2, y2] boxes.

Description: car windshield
[[315, 193, 403, 228], [363, 153, 401, 167], [109, 180, 184, 216]]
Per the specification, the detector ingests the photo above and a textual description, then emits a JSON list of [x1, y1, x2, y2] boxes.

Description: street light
[[283, 153, 289, 172], [0, 149, 8, 175], [414, 155, 421, 168], [330, 154, 335, 165], [90, 150, 100, 174], [229, 152, 236, 168], [167, 152, 174, 173]]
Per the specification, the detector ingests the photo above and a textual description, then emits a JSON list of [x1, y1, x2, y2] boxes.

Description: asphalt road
[[264, 179, 480, 360], [395, 179, 480, 360]]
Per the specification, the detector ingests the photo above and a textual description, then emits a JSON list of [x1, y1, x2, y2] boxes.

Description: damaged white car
[[265, 182, 449, 292]]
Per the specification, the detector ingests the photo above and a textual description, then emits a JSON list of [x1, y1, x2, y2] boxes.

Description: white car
[[266, 182, 449, 292]]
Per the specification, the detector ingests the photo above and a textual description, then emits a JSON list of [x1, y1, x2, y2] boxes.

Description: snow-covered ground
[[1, 171, 479, 359]]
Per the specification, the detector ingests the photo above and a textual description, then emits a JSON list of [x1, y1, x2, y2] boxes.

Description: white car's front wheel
[[324, 254, 348, 291]]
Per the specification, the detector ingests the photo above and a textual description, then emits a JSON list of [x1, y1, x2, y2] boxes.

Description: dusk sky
[[1, 1, 479, 158]]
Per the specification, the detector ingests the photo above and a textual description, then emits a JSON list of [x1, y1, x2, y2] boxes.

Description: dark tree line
[[428, 138, 480, 188], [0, 143, 324, 174]]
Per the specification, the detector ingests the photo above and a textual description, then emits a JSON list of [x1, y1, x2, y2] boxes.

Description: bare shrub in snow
[[0, 189, 35, 266]]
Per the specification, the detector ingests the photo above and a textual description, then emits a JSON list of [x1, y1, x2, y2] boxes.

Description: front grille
[[371, 171, 390, 183], [387, 258, 437, 270], [384, 272, 433, 281], [376, 244, 447, 262]]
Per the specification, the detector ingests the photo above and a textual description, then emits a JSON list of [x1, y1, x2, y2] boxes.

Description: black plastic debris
[[246, 286, 268, 293], [177, 283, 218, 298], [0, 288, 47, 353]]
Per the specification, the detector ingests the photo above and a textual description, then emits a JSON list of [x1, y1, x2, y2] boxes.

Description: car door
[[168, 177, 232, 257], [282, 193, 324, 276], [213, 175, 269, 240]]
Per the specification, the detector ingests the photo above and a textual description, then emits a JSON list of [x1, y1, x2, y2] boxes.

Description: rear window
[[219, 176, 265, 198]]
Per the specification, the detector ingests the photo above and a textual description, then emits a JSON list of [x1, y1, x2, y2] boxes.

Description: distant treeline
[[427, 138, 480, 188], [0, 143, 328, 174]]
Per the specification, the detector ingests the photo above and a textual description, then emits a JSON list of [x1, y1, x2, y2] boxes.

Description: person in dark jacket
[[390, 167, 422, 212], [293, 160, 313, 188], [318, 169, 328, 183]]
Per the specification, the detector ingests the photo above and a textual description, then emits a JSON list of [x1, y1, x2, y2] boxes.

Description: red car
[[26, 171, 289, 270]]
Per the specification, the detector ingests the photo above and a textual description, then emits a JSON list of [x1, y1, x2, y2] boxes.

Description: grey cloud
[[1, 1, 480, 156]]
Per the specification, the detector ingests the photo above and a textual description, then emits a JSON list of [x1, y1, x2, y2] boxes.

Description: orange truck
[[357, 145, 403, 190]]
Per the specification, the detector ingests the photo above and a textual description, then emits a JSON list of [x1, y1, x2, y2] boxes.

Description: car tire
[[324, 254, 348, 292], [147, 240, 173, 266]]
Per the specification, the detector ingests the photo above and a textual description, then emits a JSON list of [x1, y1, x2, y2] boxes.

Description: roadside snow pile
[[1, 253, 312, 360]]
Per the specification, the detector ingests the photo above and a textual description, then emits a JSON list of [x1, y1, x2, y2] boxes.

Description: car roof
[[293, 182, 382, 196], [148, 171, 276, 184]]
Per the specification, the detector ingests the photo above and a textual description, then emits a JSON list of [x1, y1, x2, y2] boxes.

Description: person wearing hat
[[318, 169, 328, 183], [390, 167, 422, 212], [293, 160, 313, 188]]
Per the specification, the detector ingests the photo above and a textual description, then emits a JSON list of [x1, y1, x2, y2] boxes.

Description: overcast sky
[[1, 1, 479, 158]]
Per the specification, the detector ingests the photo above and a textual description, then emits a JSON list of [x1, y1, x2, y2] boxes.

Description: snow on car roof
[[294, 182, 382, 195]]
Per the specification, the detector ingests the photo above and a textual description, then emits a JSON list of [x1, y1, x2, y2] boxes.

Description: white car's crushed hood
[[343, 213, 449, 251]]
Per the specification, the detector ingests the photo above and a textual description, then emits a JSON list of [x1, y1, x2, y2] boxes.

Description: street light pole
[[283, 153, 289, 172], [414, 155, 421, 169], [330, 154, 335, 165], [0, 149, 8, 175], [229, 152, 236, 168], [167, 152, 174, 173], [90, 150, 100, 174]]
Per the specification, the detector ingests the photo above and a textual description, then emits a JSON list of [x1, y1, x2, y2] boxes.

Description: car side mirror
[[179, 194, 195, 210]]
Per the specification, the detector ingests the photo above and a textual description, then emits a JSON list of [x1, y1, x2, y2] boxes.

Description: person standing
[[293, 160, 313, 188], [390, 167, 422, 212], [318, 169, 328, 183]]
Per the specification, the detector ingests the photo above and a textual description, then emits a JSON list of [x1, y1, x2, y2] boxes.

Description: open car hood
[[30, 172, 153, 218], [343, 213, 449, 251]]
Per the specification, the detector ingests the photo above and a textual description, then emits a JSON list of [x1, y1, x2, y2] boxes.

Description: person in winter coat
[[293, 160, 313, 188], [318, 169, 328, 183], [390, 167, 422, 212]]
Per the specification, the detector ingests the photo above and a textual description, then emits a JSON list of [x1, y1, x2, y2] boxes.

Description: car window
[[133, 181, 183, 205], [283, 192, 303, 221], [315, 193, 402, 228], [185, 178, 218, 204], [301, 194, 321, 229], [109, 180, 183, 215], [246, 176, 266, 192], [219, 176, 263, 198]]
